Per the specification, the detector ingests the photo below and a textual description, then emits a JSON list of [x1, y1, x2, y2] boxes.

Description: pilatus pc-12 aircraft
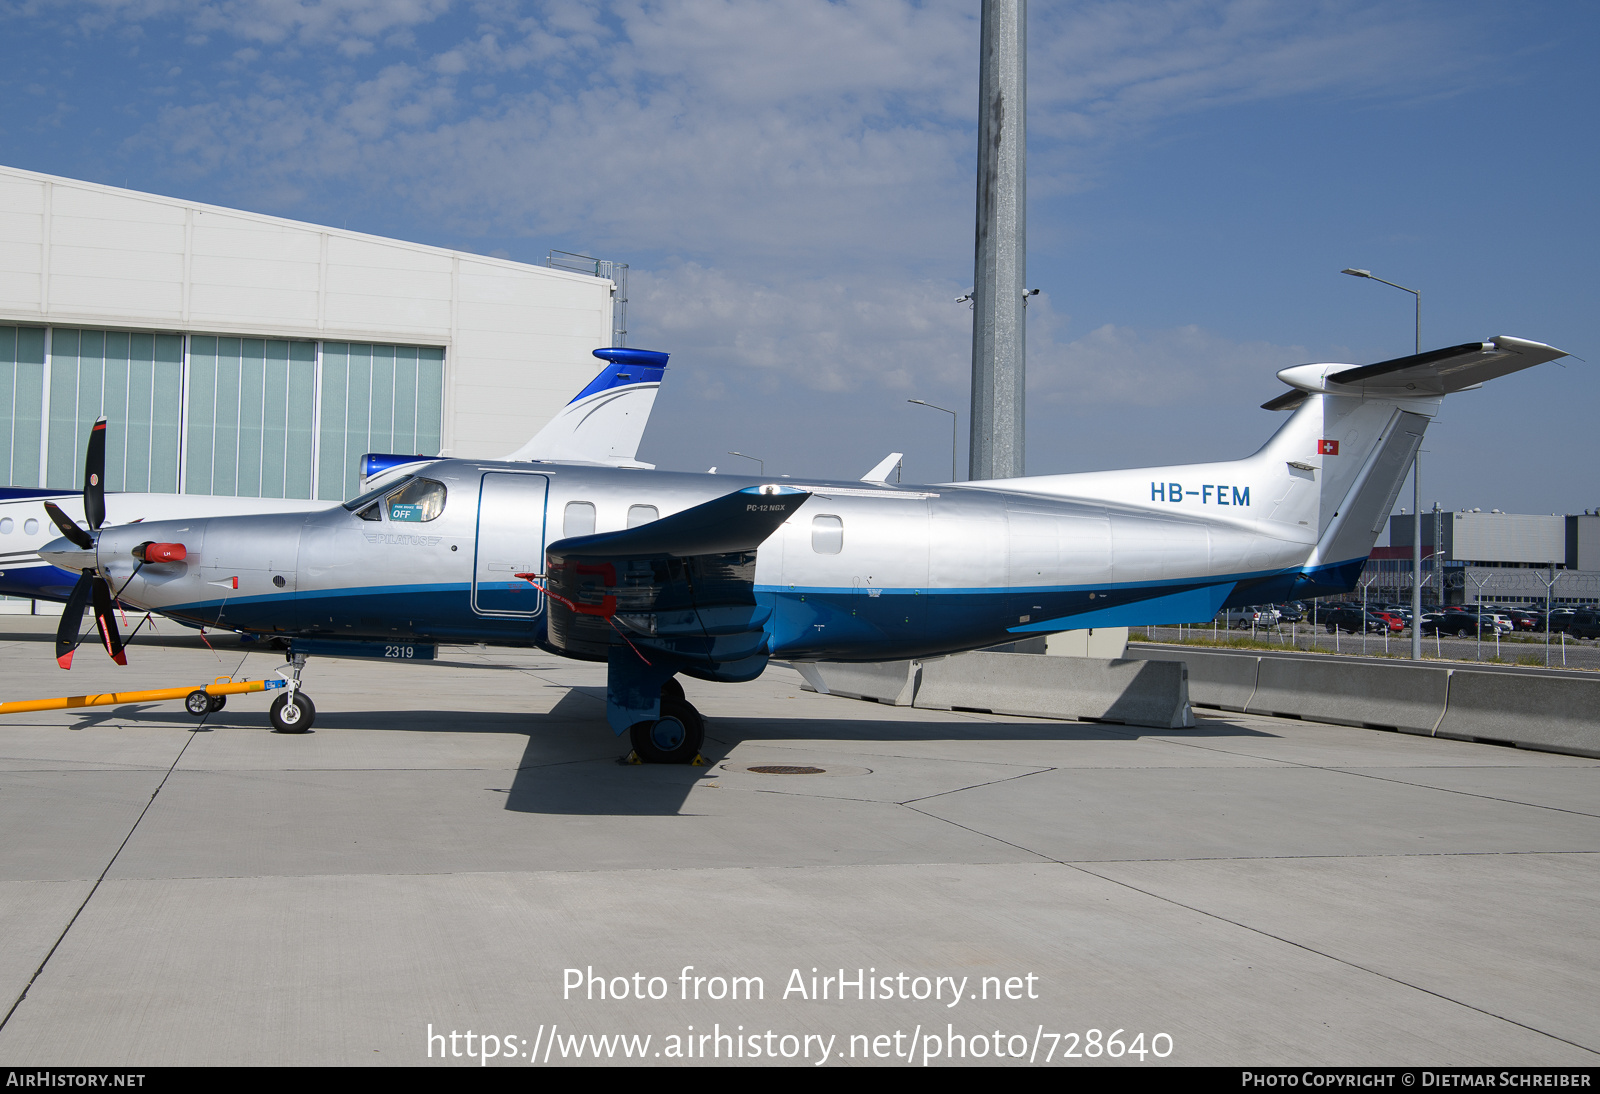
[[38, 336, 1568, 762]]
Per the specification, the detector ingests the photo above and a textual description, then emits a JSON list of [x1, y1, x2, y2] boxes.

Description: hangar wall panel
[[46, 328, 184, 494], [186, 336, 316, 500], [0, 325, 44, 488]]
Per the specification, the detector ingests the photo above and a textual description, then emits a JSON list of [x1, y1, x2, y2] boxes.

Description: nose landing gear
[[271, 651, 316, 733]]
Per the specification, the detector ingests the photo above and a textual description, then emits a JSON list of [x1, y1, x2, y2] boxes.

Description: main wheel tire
[[270, 692, 316, 733], [208, 694, 226, 713], [185, 690, 211, 717], [629, 697, 705, 764]]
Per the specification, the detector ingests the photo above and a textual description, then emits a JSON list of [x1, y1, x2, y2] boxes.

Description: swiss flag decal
[[1318, 439, 1339, 455]]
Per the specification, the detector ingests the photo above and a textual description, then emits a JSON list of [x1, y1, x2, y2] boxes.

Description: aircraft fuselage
[[83, 458, 1337, 664]]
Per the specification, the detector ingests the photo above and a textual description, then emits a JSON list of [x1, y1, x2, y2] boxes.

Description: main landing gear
[[270, 651, 316, 733], [629, 677, 705, 764]]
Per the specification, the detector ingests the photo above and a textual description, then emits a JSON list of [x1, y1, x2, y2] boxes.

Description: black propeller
[[45, 417, 126, 669]]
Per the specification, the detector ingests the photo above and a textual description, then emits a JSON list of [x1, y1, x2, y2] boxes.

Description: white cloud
[[635, 263, 972, 394], [82, 0, 1470, 277]]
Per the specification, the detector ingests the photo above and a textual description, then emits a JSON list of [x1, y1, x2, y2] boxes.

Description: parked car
[[1324, 608, 1392, 634], [1371, 610, 1408, 630], [1219, 605, 1281, 629], [1420, 612, 1508, 637], [1567, 610, 1600, 640]]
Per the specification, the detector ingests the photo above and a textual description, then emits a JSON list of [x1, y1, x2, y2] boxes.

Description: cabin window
[[811, 514, 843, 554], [0, 518, 10, 534], [564, 501, 596, 538], [23, 518, 37, 536], [627, 504, 659, 528], [386, 478, 447, 522]]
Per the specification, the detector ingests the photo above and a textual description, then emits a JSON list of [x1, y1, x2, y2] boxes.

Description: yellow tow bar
[[0, 676, 286, 716]]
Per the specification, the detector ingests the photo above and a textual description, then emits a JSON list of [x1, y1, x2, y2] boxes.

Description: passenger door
[[472, 472, 550, 616]]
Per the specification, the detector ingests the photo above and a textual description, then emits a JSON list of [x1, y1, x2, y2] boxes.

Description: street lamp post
[[908, 400, 959, 482], [1342, 267, 1424, 661], [727, 451, 763, 475]]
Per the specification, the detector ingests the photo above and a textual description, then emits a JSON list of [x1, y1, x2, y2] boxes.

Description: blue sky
[[1, 0, 1594, 520]]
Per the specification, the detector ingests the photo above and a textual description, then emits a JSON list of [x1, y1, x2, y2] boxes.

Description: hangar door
[[472, 472, 549, 616]]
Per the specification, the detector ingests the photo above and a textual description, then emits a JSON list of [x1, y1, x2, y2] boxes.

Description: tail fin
[[1270, 336, 1568, 571], [503, 347, 668, 467], [984, 335, 1567, 596]]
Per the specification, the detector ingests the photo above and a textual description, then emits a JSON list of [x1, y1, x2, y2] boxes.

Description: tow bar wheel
[[185, 690, 211, 717]]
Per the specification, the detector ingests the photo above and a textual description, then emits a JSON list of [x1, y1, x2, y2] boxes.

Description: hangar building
[[0, 164, 619, 509]]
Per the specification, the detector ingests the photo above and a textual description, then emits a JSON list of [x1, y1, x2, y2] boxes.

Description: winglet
[[861, 453, 903, 483]]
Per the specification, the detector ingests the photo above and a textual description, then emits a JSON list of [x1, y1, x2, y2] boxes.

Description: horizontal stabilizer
[[1271, 336, 1568, 406], [548, 485, 810, 560], [1327, 336, 1568, 394]]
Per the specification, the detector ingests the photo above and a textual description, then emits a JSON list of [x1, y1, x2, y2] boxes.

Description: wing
[[542, 485, 810, 677]]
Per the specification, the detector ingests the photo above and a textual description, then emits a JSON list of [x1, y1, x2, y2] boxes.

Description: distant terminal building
[[0, 164, 624, 610], [1362, 510, 1600, 607]]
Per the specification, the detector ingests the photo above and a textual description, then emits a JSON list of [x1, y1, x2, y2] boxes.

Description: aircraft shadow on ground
[[500, 691, 1280, 817], [36, 680, 1276, 818]]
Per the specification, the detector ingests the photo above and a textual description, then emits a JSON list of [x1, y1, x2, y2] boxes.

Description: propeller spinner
[[41, 418, 127, 669]]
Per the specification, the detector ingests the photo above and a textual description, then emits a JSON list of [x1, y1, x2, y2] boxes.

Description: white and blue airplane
[[0, 346, 667, 612], [38, 336, 1568, 761]]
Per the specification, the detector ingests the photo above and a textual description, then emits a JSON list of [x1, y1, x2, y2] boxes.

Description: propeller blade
[[43, 501, 94, 550], [84, 417, 107, 531], [90, 575, 127, 666], [55, 572, 94, 669]]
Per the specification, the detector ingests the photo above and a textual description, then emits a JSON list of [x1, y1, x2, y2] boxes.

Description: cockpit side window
[[386, 478, 448, 522]]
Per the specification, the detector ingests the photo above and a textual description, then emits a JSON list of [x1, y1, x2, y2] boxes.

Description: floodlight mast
[[970, 0, 1026, 481]]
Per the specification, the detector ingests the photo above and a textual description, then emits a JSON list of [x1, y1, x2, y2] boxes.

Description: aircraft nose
[[40, 535, 95, 573]]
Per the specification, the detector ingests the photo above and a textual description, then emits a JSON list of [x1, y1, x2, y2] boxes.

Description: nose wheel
[[269, 692, 316, 733], [271, 650, 315, 733], [629, 695, 704, 764]]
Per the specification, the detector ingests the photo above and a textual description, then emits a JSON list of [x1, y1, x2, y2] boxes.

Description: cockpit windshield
[[386, 477, 447, 522]]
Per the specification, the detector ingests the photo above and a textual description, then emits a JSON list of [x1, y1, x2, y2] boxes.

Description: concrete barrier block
[[1245, 657, 1449, 734], [1132, 645, 1260, 711], [797, 660, 918, 706], [1437, 671, 1600, 758], [914, 652, 1193, 729]]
